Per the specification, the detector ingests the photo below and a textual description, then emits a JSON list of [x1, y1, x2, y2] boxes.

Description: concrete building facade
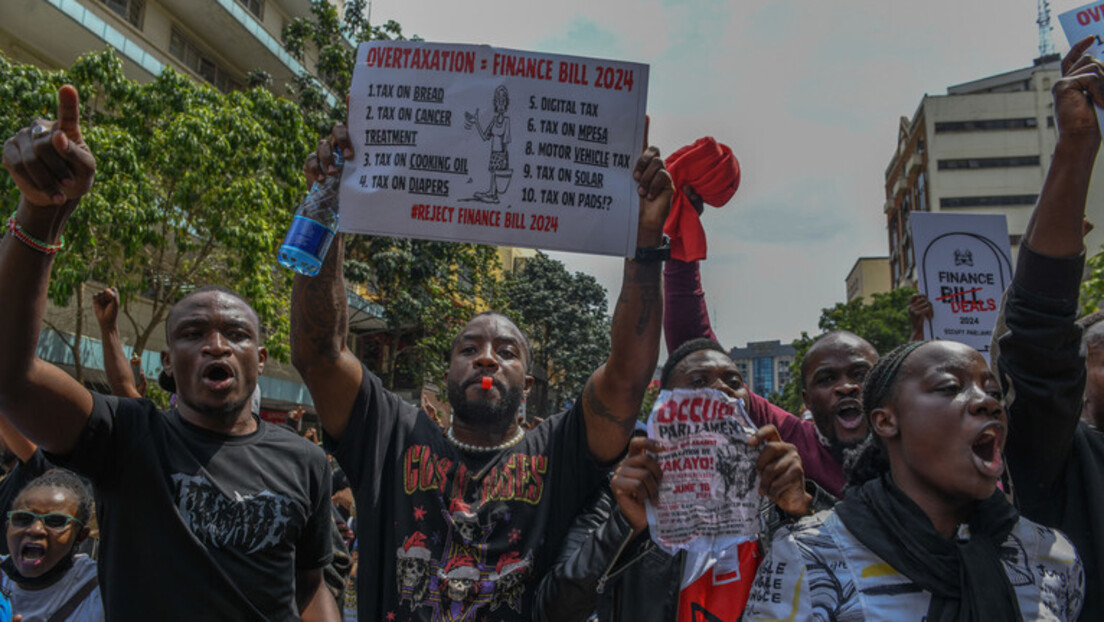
[[845, 256, 892, 303], [0, 0, 341, 100], [884, 55, 1104, 287]]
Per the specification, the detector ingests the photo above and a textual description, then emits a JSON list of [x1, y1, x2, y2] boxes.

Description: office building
[[884, 55, 1104, 287], [729, 340, 795, 398]]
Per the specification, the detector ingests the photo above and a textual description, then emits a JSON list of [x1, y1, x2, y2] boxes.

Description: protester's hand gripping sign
[[339, 42, 650, 257], [645, 388, 761, 554], [1060, 3, 1104, 135]]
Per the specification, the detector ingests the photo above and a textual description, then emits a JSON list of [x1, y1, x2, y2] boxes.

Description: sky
[[371, 0, 1086, 351]]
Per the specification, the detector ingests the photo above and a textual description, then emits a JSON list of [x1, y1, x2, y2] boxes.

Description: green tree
[[344, 237, 505, 392], [503, 253, 611, 417], [1082, 250, 1104, 315], [281, 0, 418, 133], [0, 50, 315, 379], [770, 287, 917, 414]]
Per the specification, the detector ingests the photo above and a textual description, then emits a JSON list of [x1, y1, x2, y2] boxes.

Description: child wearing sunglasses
[[1, 470, 102, 621]]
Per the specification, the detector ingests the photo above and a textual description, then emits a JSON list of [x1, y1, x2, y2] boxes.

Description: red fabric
[[664, 137, 740, 262], [676, 540, 760, 621]]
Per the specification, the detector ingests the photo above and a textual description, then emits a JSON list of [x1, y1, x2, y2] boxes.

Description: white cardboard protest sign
[[911, 212, 1013, 362], [338, 41, 650, 257], [645, 389, 760, 554], [1059, 3, 1104, 135]]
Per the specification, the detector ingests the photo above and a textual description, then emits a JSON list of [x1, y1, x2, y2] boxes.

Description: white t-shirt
[[2, 554, 103, 622]]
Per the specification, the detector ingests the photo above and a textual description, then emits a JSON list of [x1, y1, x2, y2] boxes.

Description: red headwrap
[[663, 137, 740, 262]]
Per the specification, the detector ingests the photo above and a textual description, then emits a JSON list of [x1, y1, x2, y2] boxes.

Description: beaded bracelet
[[7, 213, 64, 254]]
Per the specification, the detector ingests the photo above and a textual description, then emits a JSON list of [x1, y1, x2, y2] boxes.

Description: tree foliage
[[344, 237, 505, 392], [770, 287, 917, 414], [0, 50, 315, 378], [281, 0, 418, 134], [503, 253, 610, 417], [1082, 250, 1104, 315]]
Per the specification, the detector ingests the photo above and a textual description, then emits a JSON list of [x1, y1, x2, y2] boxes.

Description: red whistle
[[481, 377, 493, 390]]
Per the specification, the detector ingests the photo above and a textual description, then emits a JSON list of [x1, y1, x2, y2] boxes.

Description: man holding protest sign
[[534, 338, 816, 622], [0, 86, 339, 621], [662, 158, 877, 499], [291, 121, 671, 621], [990, 35, 1104, 622]]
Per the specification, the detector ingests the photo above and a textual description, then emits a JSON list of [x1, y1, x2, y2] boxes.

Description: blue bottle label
[[281, 215, 335, 258]]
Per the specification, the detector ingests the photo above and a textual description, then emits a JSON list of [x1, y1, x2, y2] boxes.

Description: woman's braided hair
[[845, 340, 928, 490], [861, 340, 929, 422]]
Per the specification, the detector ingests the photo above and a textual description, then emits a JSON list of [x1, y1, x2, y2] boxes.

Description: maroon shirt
[[664, 258, 845, 498]]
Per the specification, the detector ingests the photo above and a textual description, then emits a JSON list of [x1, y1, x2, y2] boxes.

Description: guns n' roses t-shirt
[[327, 365, 606, 621]]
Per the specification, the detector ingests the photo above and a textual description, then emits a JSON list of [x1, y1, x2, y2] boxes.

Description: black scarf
[[0, 548, 76, 588], [835, 474, 1021, 621]]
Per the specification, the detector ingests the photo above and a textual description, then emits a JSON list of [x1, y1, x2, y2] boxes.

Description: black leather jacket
[[533, 485, 682, 622]]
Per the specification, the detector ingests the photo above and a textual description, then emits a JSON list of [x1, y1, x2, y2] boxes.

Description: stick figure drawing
[[464, 85, 512, 203]]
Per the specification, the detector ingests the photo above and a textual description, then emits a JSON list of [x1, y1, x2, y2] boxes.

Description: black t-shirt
[[48, 393, 332, 621], [326, 365, 607, 621], [0, 450, 52, 555]]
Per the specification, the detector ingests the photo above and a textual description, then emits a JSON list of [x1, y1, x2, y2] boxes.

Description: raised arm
[[996, 37, 1101, 494], [0, 412, 37, 465], [93, 287, 143, 399], [290, 127, 365, 442], [663, 186, 718, 351], [0, 85, 96, 454], [581, 147, 672, 463]]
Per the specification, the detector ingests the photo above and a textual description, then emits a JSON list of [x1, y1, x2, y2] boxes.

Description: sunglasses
[[7, 510, 84, 532]]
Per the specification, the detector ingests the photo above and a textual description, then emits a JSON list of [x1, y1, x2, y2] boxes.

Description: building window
[[102, 0, 144, 28], [939, 194, 1038, 208], [937, 156, 1040, 170], [934, 118, 1037, 133], [237, 0, 264, 19], [170, 29, 240, 93], [777, 359, 791, 388], [754, 358, 773, 395]]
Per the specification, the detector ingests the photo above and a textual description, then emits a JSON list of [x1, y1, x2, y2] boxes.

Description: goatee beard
[[448, 379, 522, 433]]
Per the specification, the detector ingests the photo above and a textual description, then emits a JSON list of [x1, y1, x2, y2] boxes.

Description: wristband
[[7, 213, 64, 254], [632, 234, 670, 263]]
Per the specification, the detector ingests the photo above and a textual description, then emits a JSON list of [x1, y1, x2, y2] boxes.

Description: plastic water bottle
[[278, 151, 343, 276]]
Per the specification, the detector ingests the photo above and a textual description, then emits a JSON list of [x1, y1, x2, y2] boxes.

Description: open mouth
[[971, 424, 1005, 478], [201, 362, 235, 391], [18, 542, 46, 568], [834, 401, 865, 431]]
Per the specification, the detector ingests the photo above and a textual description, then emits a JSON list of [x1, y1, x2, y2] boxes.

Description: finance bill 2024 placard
[[911, 212, 1013, 362], [1059, 2, 1104, 136], [338, 42, 650, 257], [645, 389, 760, 554]]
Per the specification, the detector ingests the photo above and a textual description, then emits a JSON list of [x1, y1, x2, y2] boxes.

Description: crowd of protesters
[[0, 34, 1101, 622]]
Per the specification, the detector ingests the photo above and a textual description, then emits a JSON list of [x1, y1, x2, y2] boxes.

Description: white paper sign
[[645, 389, 760, 554], [911, 212, 1013, 361], [1059, 2, 1104, 134], [338, 42, 650, 257]]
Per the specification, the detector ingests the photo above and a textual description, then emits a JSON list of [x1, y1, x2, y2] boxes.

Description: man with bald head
[[292, 125, 674, 621], [800, 331, 879, 452], [664, 215, 880, 497], [1077, 312, 1104, 428], [0, 87, 338, 620]]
